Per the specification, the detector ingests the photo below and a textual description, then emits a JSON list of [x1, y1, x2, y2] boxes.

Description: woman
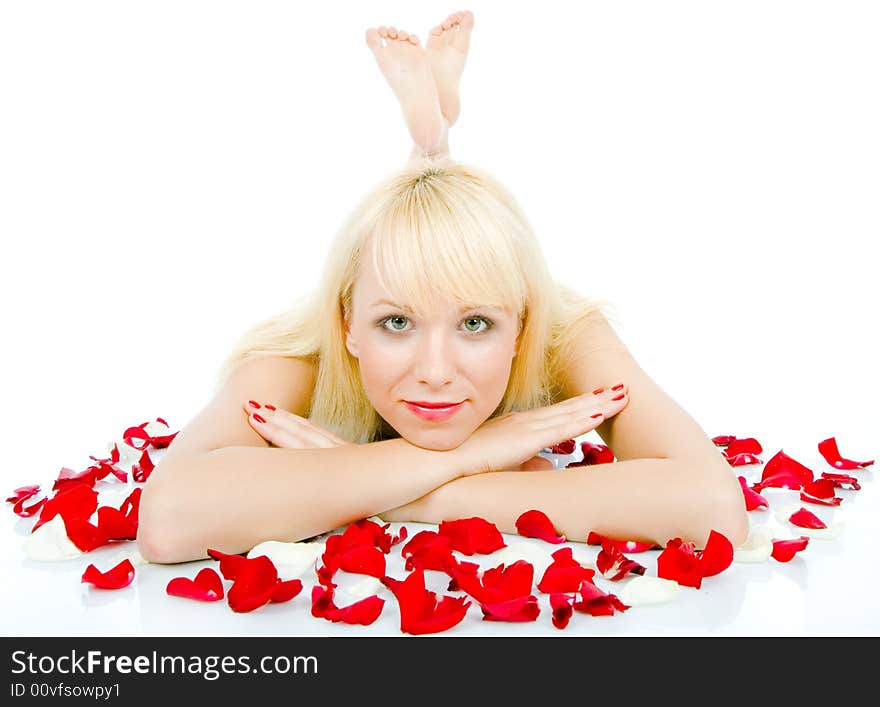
[[137, 11, 748, 564]]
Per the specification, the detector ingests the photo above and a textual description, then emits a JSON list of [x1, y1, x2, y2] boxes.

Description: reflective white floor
[[2, 444, 878, 637]]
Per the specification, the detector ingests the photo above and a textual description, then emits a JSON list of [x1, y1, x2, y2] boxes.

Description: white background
[[1, 1, 877, 636]]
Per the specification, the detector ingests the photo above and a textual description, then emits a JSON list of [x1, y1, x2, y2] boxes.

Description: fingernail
[[248, 400, 261, 409], [611, 393, 625, 401], [590, 413, 603, 419], [611, 384, 624, 391], [592, 388, 604, 395], [253, 413, 267, 423], [264, 404, 276, 411]]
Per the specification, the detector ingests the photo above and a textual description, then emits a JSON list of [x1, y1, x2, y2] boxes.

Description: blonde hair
[[214, 156, 619, 443]]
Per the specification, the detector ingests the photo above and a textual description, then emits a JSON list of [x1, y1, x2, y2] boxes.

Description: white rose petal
[[247, 539, 326, 580], [617, 575, 680, 606], [143, 420, 171, 436], [109, 439, 145, 465], [796, 522, 845, 540], [733, 525, 774, 563], [23, 515, 82, 561], [96, 486, 132, 511], [335, 574, 384, 603]]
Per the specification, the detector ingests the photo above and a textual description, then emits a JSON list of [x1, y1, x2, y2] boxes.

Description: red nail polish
[[590, 413, 603, 419], [253, 413, 267, 423], [248, 400, 261, 409], [592, 388, 604, 395], [611, 393, 625, 401], [264, 404, 276, 411], [612, 384, 624, 391]]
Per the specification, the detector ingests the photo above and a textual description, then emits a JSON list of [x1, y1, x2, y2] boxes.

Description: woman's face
[[344, 259, 522, 451]]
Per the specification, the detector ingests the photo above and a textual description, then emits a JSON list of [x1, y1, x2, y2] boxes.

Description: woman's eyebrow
[[369, 299, 504, 313]]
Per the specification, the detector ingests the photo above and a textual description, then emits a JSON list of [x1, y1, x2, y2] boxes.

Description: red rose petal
[[52, 466, 99, 492], [820, 472, 860, 490], [64, 517, 111, 552], [270, 579, 304, 603], [596, 541, 647, 581], [32, 482, 98, 533], [481, 594, 541, 622], [6, 484, 40, 504], [226, 555, 279, 613], [755, 450, 815, 491], [537, 547, 596, 593], [724, 437, 763, 457], [818, 437, 874, 470], [515, 509, 566, 544], [697, 530, 734, 577], [207, 548, 249, 581], [572, 579, 630, 616], [657, 538, 703, 589], [12, 494, 46, 518], [566, 441, 615, 467], [771, 537, 809, 562], [724, 452, 763, 467], [788, 507, 827, 529], [438, 517, 506, 555], [799, 478, 842, 506], [310, 585, 385, 626], [81, 559, 135, 589], [712, 435, 737, 446], [738, 476, 769, 511], [166, 568, 225, 601], [447, 560, 534, 606], [383, 569, 471, 635], [131, 448, 155, 483], [400, 530, 457, 572], [549, 439, 577, 455], [549, 593, 575, 629], [324, 544, 386, 579]]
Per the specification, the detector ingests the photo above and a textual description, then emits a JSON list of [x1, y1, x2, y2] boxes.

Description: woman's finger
[[246, 401, 348, 447]]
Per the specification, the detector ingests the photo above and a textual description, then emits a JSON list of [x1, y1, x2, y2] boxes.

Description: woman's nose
[[412, 331, 457, 385]]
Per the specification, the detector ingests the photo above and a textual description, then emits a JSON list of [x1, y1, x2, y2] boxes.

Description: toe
[[388, 26, 398, 39], [408, 34, 420, 46], [459, 10, 474, 31], [364, 28, 382, 50], [398, 30, 409, 41]]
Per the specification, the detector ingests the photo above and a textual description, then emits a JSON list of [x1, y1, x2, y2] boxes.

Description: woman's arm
[[138, 439, 466, 564], [381, 454, 749, 549]]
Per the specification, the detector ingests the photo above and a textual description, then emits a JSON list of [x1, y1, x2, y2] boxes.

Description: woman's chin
[[399, 427, 471, 452]]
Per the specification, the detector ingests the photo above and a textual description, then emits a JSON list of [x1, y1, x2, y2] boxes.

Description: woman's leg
[[365, 11, 474, 160]]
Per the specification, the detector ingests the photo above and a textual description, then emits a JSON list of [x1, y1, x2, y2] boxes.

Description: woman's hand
[[453, 384, 629, 476], [242, 401, 351, 449]]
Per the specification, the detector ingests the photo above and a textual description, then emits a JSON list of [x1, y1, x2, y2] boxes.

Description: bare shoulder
[[158, 355, 318, 468]]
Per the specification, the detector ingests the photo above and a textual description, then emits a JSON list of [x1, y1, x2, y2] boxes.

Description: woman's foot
[[365, 25, 446, 152], [425, 10, 474, 127]]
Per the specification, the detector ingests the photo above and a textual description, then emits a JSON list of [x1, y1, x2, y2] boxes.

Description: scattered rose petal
[[725, 452, 763, 467], [753, 450, 814, 492], [565, 441, 615, 467], [617, 575, 680, 606], [572, 579, 630, 616], [166, 568, 225, 601], [481, 594, 541, 622], [401, 530, 457, 572], [82, 558, 135, 589], [549, 439, 576, 455], [738, 475, 769, 511], [799, 478, 842, 506], [52, 466, 99, 492], [23, 514, 82, 561], [334, 574, 385, 604], [6, 485, 40, 504], [818, 437, 874, 470], [438, 517, 506, 555], [733, 526, 774, 563], [32, 482, 98, 533], [657, 538, 703, 588], [596, 541, 647, 581], [724, 437, 763, 457], [586, 531, 658, 553], [131, 448, 155, 483], [712, 435, 737, 446], [515, 509, 566, 544], [122, 419, 178, 450], [820, 472, 860, 490], [549, 593, 575, 629], [270, 579, 304, 603], [310, 585, 385, 625], [322, 544, 386, 580], [698, 530, 735, 577], [787, 507, 827, 529], [226, 555, 287, 613], [207, 548, 249, 580], [771, 537, 809, 562], [12, 494, 46, 518], [537, 547, 596, 593], [446, 559, 535, 606], [383, 568, 471, 635]]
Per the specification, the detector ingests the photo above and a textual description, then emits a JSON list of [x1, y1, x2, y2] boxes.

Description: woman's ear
[[344, 319, 359, 358]]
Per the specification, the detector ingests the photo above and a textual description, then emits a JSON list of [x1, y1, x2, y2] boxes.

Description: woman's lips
[[404, 401, 465, 421]]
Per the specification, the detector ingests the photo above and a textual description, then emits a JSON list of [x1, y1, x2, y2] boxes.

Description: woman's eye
[[378, 315, 493, 334]]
